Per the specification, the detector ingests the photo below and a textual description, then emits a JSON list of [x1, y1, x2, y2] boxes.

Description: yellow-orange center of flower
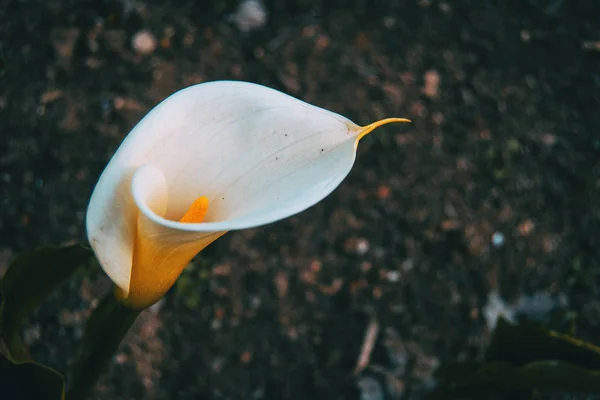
[[117, 195, 217, 309], [179, 196, 209, 223]]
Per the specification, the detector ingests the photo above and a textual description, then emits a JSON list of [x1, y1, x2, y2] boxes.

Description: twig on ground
[[354, 318, 380, 375]]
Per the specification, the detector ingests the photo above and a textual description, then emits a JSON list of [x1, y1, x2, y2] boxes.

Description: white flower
[[86, 81, 409, 309]]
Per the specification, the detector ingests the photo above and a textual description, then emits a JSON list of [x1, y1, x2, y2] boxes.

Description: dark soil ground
[[1, 0, 600, 399]]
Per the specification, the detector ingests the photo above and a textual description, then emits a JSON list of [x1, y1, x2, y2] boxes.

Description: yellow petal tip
[[356, 117, 411, 142]]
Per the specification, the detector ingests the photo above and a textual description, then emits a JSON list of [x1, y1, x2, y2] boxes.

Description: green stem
[[67, 289, 141, 400]]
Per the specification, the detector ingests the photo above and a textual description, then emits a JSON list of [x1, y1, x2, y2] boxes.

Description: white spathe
[[86, 80, 408, 308]]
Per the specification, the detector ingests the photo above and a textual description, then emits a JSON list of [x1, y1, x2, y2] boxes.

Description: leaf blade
[[0, 244, 92, 342], [0, 352, 65, 400]]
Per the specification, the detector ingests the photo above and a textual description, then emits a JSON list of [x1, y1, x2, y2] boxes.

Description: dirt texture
[[1, 0, 600, 399]]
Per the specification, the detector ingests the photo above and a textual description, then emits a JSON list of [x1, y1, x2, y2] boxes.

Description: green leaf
[[0, 245, 87, 400], [0, 328, 30, 363], [433, 360, 600, 393], [429, 318, 600, 399], [0, 244, 92, 357], [0, 352, 65, 400], [486, 318, 600, 368]]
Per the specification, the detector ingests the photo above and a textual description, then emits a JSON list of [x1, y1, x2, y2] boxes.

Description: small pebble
[[132, 30, 157, 54], [383, 16, 396, 28], [115, 353, 128, 365], [357, 376, 384, 400], [251, 388, 265, 399], [356, 238, 370, 255], [483, 291, 515, 330], [250, 295, 261, 309], [514, 291, 568, 322], [73, 327, 84, 339], [231, 0, 267, 33], [387, 270, 401, 282], [211, 356, 225, 373], [401, 258, 414, 272], [142, 377, 154, 390], [491, 231, 505, 248], [23, 324, 41, 345], [422, 69, 441, 98]]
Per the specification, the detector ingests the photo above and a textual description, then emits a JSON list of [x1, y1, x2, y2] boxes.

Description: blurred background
[[1, 0, 599, 399]]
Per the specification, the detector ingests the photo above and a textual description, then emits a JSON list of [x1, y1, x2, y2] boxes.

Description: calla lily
[[86, 80, 409, 309]]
